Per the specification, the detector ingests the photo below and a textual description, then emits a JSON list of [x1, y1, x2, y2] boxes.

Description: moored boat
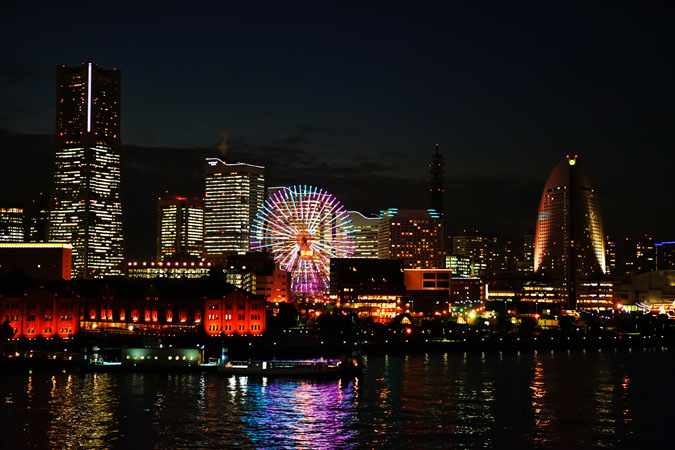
[[217, 357, 360, 377]]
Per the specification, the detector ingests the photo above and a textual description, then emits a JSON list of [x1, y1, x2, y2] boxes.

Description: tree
[[0, 317, 15, 341]]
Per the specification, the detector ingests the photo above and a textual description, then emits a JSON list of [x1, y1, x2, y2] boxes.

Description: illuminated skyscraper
[[604, 235, 616, 275], [204, 158, 265, 256], [429, 144, 444, 217], [347, 211, 380, 258], [47, 63, 123, 278], [517, 234, 535, 273], [0, 208, 24, 242], [534, 155, 606, 309], [378, 208, 444, 269], [157, 196, 204, 259]]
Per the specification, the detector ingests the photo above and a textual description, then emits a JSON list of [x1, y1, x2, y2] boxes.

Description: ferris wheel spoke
[[251, 185, 355, 296]]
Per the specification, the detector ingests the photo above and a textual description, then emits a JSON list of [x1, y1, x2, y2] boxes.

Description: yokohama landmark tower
[[48, 63, 124, 278], [534, 155, 606, 309]]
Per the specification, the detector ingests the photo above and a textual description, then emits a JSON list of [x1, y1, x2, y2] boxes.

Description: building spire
[[430, 144, 444, 218]]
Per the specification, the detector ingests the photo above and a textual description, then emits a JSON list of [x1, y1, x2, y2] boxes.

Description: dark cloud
[[2, 126, 674, 260]]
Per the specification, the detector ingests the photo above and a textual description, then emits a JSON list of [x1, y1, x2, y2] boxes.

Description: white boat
[[217, 357, 360, 377]]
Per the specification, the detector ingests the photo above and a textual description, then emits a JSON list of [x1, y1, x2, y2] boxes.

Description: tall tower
[[534, 155, 606, 309], [430, 144, 444, 217], [204, 158, 265, 257], [157, 196, 204, 260], [48, 63, 124, 278]]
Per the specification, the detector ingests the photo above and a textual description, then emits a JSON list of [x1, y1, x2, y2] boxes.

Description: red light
[[405, 327, 412, 335]]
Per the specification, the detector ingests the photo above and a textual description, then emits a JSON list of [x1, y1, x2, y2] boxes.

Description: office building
[[624, 234, 656, 275], [0, 207, 24, 242], [656, 241, 675, 270], [47, 63, 124, 278], [446, 254, 475, 277], [157, 196, 204, 259], [26, 191, 49, 243], [347, 211, 379, 258], [534, 155, 606, 309], [451, 231, 489, 274], [517, 234, 535, 273], [204, 158, 265, 257], [605, 235, 617, 275], [378, 208, 444, 269]]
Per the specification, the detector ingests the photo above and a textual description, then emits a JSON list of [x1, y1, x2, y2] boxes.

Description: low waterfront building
[[0, 277, 266, 339], [0, 243, 73, 280], [403, 268, 452, 315], [630, 270, 675, 311], [330, 258, 404, 322], [126, 259, 212, 279]]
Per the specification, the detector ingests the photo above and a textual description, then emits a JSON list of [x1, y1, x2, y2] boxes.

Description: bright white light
[[87, 63, 92, 132]]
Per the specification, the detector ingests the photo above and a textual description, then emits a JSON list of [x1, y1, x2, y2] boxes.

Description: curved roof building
[[534, 155, 606, 309]]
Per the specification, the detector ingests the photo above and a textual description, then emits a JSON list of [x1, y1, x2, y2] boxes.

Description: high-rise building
[[430, 144, 444, 218], [157, 196, 204, 259], [488, 237, 518, 272], [604, 235, 617, 275], [26, 191, 49, 243], [656, 241, 675, 271], [0, 208, 24, 242], [517, 234, 535, 273], [204, 158, 265, 257], [347, 211, 379, 258], [378, 208, 444, 269], [624, 234, 656, 275], [534, 155, 606, 309], [451, 231, 490, 274], [47, 63, 123, 278]]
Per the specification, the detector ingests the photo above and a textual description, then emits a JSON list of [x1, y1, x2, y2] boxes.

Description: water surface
[[1, 348, 673, 449]]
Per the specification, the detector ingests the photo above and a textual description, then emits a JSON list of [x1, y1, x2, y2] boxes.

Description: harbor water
[[1, 347, 673, 449]]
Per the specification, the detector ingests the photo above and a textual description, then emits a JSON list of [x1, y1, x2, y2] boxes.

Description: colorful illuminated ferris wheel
[[251, 185, 355, 296]]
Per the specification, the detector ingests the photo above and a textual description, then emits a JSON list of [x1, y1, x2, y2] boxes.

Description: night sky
[[1, 2, 673, 258]]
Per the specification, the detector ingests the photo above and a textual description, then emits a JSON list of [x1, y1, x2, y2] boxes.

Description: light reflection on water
[[0, 348, 673, 449]]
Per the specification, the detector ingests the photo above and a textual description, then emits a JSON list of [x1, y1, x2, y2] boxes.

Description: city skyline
[[0, 3, 673, 259], [3, 5, 675, 449]]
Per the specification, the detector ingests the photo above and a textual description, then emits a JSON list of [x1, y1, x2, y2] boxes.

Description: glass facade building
[[534, 155, 606, 309], [157, 196, 204, 259], [204, 158, 265, 256], [48, 63, 123, 278], [347, 211, 380, 258]]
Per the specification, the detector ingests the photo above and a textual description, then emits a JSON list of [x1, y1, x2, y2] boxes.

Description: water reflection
[[0, 348, 672, 449], [239, 378, 358, 449]]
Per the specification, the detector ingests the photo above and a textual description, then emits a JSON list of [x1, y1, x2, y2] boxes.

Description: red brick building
[[0, 278, 265, 339]]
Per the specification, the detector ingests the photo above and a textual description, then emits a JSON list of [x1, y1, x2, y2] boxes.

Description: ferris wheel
[[251, 185, 355, 296]]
